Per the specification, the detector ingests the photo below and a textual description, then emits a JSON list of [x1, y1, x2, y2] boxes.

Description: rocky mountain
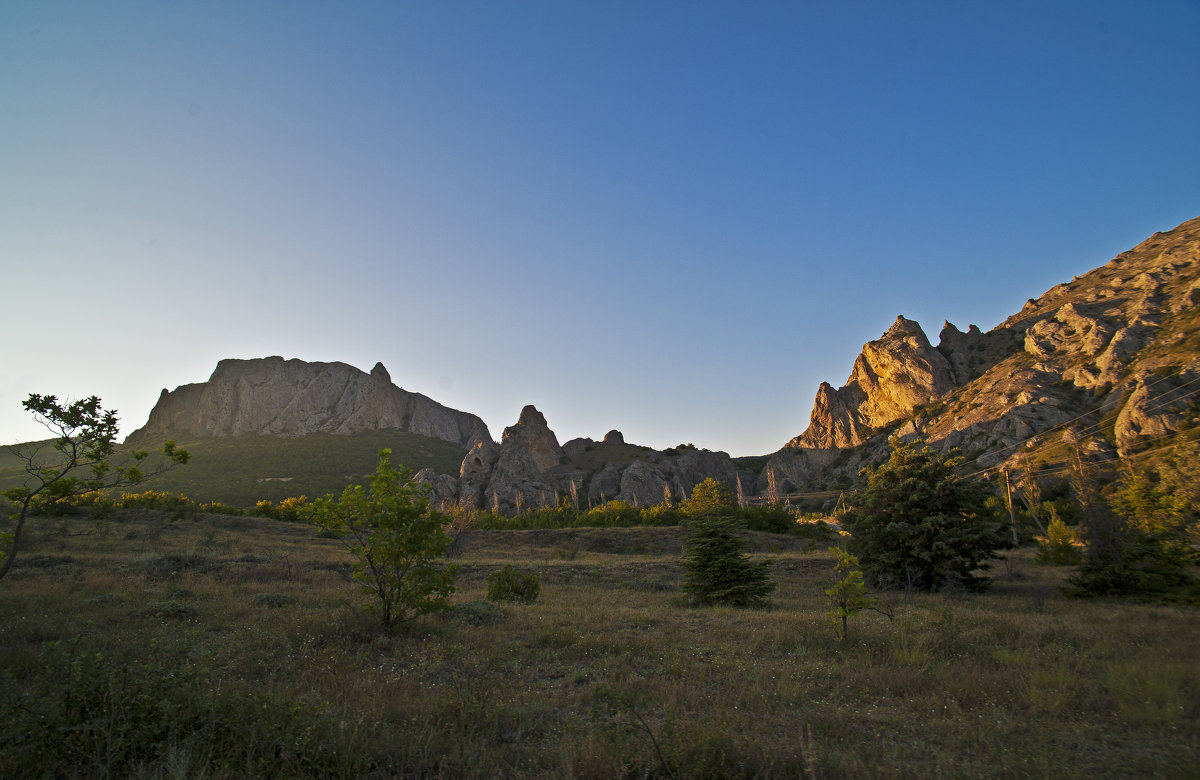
[[126, 358, 750, 512], [766, 215, 1200, 497], [120, 216, 1199, 512], [418, 405, 755, 513], [127, 357, 493, 450]]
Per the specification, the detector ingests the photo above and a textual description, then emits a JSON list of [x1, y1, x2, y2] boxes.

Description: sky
[[2, 1, 1198, 457]]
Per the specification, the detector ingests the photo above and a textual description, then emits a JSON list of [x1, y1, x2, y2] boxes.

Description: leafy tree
[[305, 449, 458, 629], [681, 477, 736, 518], [681, 515, 774, 607], [825, 546, 891, 641], [842, 441, 1005, 592], [1, 394, 188, 582]]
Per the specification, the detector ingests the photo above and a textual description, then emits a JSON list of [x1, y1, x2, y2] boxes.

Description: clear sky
[[2, 1, 1198, 457]]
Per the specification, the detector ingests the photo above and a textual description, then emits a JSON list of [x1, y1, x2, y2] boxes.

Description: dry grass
[[2, 511, 1198, 778]]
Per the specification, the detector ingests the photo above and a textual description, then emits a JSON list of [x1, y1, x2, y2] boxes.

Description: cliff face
[[127, 357, 493, 449], [765, 215, 1200, 497], [417, 405, 755, 513]]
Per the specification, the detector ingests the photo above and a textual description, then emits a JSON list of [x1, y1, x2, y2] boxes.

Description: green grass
[[0, 431, 467, 508], [2, 511, 1198, 778]]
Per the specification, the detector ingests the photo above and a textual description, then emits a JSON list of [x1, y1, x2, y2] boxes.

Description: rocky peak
[[766, 215, 1200, 499], [499, 405, 564, 475], [789, 315, 955, 450], [126, 357, 493, 449]]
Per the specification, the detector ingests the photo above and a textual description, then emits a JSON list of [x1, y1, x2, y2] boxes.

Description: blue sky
[[2, 1, 1198, 457]]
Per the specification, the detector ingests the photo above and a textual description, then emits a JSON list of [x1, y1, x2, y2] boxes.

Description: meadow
[[1, 510, 1197, 778]]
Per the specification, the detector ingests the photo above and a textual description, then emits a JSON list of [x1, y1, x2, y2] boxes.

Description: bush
[[681, 516, 774, 607], [583, 500, 642, 527], [740, 503, 798, 534], [841, 441, 1006, 592], [639, 504, 683, 526], [487, 565, 540, 603]]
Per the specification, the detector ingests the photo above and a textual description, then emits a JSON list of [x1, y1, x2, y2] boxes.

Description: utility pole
[[1003, 468, 1019, 545]]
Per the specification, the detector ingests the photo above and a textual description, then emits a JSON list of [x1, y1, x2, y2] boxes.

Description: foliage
[[680, 477, 736, 518], [1069, 467, 1197, 600], [253, 495, 310, 522], [3, 512, 1200, 777], [741, 503, 799, 534], [825, 546, 888, 641], [841, 441, 1005, 592], [1, 394, 188, 582], [1034, 509, 1083, 566], [639, 503, 683, 526], [585, 500, 642, 527], [304, 449, 459, 629], [118, 490, 193, 512], [681, 515, 774, 607], [487, 564, 540, 603], [0, 642, 353, 778]]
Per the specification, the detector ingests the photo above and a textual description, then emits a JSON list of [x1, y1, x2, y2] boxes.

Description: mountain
[[765, 215, 1200, 498], [79, 216, 1200, 511], [122, 359, 750, 510], [127, 357, 492, 449]]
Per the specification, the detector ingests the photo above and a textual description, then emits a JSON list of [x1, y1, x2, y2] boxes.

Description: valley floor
[[2, 511, 1197, 778]]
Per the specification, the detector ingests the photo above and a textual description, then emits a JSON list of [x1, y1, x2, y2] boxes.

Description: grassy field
[[0, 431, 468, 508], [1, 511, 1197, 778]]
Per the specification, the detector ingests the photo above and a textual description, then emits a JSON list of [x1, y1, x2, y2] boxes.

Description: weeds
[[0, 511, 1197, 777]]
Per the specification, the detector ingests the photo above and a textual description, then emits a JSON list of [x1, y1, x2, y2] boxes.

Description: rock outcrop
[[450, 407, 754, 513], [764, 215, 1200, 498], [127, 357, 493, 449]]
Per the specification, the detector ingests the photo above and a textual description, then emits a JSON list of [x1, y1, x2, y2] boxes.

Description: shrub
[[583, 500, 641, 527], [740, 503, 798, 534], [119, 490, 193, 511], [487, 565, 540, 603], [639, 504, 683, 526], [681, 516, 774, 607], [1034, 510, 1083, 566]]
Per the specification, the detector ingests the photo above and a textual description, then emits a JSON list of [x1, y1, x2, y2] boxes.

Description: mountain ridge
[[117, 215, 1200, 509]]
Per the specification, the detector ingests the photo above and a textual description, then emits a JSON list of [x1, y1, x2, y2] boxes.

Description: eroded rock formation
[[128, 357, 492, 449]]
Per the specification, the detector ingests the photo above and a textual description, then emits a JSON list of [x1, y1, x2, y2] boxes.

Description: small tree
[[305, 449, 458, 629], [825, 546, 891, 641], [681, 515, 774, 607], [1, 394, 188, 582], [681, 477, 736, 518], [1033, 508, 1083, 566], [842, 440, 1005, 592]]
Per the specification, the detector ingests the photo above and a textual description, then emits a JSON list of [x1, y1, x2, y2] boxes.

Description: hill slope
[[765, 215, 1200, 497]]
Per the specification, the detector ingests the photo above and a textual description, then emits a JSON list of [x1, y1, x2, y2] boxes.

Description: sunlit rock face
[[127, 357, 492, 449], [763, 215, 1200, 498], [457, 407, 754, 513], [786, 316, 955, 452]]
